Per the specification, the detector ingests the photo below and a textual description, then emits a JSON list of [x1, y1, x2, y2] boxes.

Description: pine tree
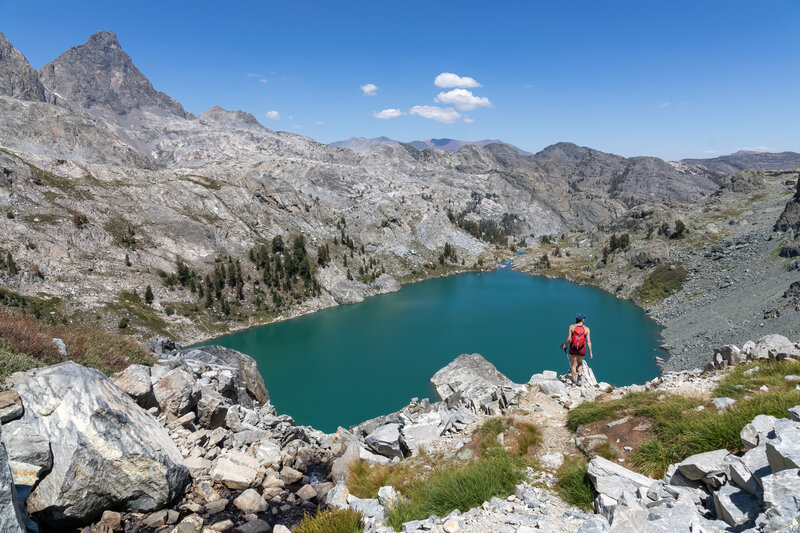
[[144, 285, 154, 305], [6, 253, 17, 275]]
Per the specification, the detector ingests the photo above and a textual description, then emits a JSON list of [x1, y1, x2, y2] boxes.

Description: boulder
[[179, 346, 269, 406], [402, 421, 441, 456], [430, 353, 513, 407], [712, 483, 760, 527], [0, 391, 23, 423], [711, 397, 736, 411], [764, 419, 800, 472], [1, 418, 52, 481], [111, 364, 155, 408], [279, 466, 303, 485], [676, 449, 731, 488], [233, 489, 267, 512], [752, 334, 794, 360], [326, 482, 350, 509], [152, 367, 198, 416], [740, 414, 778, 450], [296, 484, 317, 501], [761, 468, 800, 519], [788, 405, 800, 422], [255, 440, 282, 469], [0, 424, 26, 533], [365, 423, 405, 460], [7, 362, 189, 527], [377, 485, 397, 507], [210, 457, 260, 490], [348, 496, 383, 519], [195, 387, 228, 429], [587, 456, 654, 501], [532, 379, 569, 399]]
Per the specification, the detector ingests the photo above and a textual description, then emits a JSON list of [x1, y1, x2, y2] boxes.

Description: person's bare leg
[[570, 355, 577, 383]]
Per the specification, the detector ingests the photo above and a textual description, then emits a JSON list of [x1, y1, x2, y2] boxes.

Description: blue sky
[[1, 0, 798, 160]]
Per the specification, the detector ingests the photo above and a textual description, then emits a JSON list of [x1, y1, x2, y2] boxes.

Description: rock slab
[[7, 362, 189, 527]]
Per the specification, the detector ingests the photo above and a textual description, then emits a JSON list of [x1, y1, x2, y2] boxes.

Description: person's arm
[[586, 327, 593, 359], [566, 324, 574, 345]]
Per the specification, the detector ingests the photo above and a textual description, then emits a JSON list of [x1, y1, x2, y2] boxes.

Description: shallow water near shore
[[200, 268, 663, 432]]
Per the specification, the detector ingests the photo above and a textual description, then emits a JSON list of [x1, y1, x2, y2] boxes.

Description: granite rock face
[[0, 32, 45, 102], [6, 362, 189, 527], [39, 30, 190, 121]]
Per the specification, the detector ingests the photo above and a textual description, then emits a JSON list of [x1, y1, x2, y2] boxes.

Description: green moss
[[636, 264, 688, 303]]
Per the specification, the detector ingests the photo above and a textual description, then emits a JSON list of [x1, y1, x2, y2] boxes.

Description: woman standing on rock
[[565, 313, 593, 385]]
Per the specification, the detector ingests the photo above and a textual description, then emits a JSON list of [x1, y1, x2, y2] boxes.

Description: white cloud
[[259, 78, 267, 84], [265, 110, 280, 120], [315, 120, 325, 125], [434, 72, 482, 88], [288, 115, 294, 120], [659, 102, 670, 108], [409, 105, 461, 124], [434, 89, 492, 111], [702, 150, 719, 154], [463, 117, 475, 124], [373, 108, 405, 119], [292, 124, 302, 129], [742, 146, 774, 151], [247, 72, 259, 77], [360, 83, 378, 95], [524, 84, 533, 89]]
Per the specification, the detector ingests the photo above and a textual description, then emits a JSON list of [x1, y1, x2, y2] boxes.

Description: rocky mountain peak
[[0, 32, 46, 102], [197, 105, 264, 131], [38, 30, 191, 120]]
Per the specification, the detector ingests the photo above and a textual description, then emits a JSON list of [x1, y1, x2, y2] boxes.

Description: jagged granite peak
[[197, 106, 265, 131], [39, 30, 191, 120], [0, 32, 45, 102]]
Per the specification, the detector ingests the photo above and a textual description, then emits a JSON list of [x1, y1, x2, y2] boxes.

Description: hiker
[[565, 313, 592, 385]]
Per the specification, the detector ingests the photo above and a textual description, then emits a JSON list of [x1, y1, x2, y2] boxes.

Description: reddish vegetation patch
[[0, 309, 153, 375], [575, 415, 654, 463]]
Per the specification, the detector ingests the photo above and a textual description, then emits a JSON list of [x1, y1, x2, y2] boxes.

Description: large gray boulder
[[764, 419, 800, 472], [0, 423, 26, 533], [751, 334, 794, 359], [430, 353, 513, 408], [6, 362, 189, 527], [179, 346, 269, 407], [364, 423, 405, 460], [152, 367, 199, 416], [676, 449, 731, 488], [586, 456, 654, 502], [111, 364, 155, 408], [740, 414, 778, 450], [712, 482, 760, 528], [761, 468, 800, 525]]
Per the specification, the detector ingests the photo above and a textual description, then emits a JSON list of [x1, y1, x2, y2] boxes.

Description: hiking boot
[[576, 375, 583, 386]]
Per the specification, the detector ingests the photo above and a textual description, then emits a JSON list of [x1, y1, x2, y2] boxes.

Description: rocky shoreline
[[3, 327, 800, 532]]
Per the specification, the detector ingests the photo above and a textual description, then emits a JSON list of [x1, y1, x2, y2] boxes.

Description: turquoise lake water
[[200, 267, 663, 432]]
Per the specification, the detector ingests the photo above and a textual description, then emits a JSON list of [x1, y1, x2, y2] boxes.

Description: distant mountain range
[[332, 137, 800, 171], [330, 137, 533, 155]]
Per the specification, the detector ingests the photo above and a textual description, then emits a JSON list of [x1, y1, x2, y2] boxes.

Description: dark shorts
[[569, 346, 586, 357]]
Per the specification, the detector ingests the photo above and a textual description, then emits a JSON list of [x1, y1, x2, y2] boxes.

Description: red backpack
[[570, 325, 586, 352]]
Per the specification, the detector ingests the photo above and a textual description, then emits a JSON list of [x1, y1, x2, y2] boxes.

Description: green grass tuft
[[385, 448, 524, 531], [592, 442, 619, 461], [555, 456, 595, 511], [514, 421, 543, 456], [295, 507, 363, 533]]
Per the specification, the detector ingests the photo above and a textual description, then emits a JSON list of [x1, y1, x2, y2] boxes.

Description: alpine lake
[[199, 266, 663, 432]]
